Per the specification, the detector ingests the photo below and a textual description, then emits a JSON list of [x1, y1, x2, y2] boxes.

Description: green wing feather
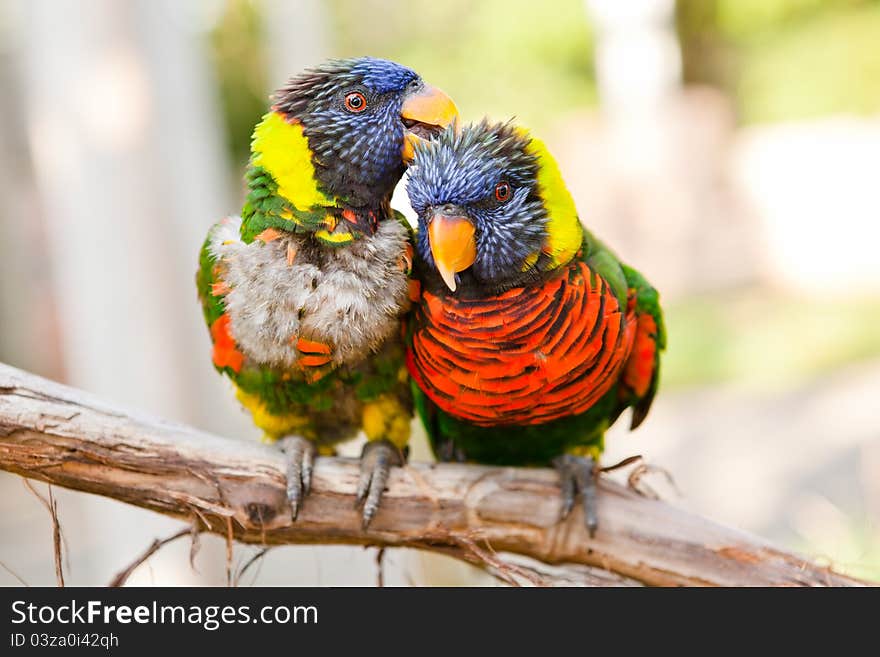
[[577, 227, 666, 430], [619, 262, 666, 429], [196, 234, 225, 333]]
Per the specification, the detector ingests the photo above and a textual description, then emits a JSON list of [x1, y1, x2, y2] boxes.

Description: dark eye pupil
[[346, 93, 365, 111], [496, 183, 510, 200]]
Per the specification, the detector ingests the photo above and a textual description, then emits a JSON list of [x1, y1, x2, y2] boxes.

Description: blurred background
[[1, 0, 878, 586]]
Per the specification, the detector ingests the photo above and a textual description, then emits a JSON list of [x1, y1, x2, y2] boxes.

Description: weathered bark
[[0, 362, 868, 587]]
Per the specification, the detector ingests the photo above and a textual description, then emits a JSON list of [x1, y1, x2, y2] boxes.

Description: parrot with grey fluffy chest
[[196, 57, 458, 526]]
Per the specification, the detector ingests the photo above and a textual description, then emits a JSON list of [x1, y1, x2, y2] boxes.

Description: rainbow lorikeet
[[196, 58, 458, 526], [405, 121, 665, 534]]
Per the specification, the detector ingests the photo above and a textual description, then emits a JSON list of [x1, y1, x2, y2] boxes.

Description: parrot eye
[[344, 91, 367, 113], [494, 182, 511, 203]]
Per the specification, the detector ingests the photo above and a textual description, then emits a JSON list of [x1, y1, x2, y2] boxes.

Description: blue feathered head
[[407, 121, 554, 294], [274, 57, 457, 209]]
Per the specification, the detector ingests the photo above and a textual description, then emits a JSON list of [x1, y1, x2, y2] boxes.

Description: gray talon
[[355, 440, 403, 529], [553, 454, 599, 537], [279, 436, 317, 521]]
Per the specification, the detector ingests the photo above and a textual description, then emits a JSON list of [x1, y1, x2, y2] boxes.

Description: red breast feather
[[407, 261, 636, 427]]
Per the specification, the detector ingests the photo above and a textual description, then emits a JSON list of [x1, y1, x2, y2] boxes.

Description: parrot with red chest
[[405, 121, 666, 534], [196, 58, 458, 527]]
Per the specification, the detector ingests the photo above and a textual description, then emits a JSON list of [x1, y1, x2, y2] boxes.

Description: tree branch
[[0, 362, 868, 587]]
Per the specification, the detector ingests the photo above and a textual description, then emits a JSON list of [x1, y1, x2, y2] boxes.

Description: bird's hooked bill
[[401, 84, 459, 162], [428, 213, 476, 292]]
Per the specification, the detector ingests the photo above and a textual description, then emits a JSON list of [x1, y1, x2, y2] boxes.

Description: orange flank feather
[[254, 228, 283, 243], [298, 354, 333, 368], [399, 242, 413, 274], [210, 314, 245, 373], [296, 337, 332, 355], [623, 313, 658, 398], [408, 279, 422, 303], [303, 370, 328, 384], [407, 261, 637, 426], [293, 336, 333, 369]]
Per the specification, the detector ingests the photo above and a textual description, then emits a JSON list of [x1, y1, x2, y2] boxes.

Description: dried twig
[[232, 548, 271, 587], [375, 547, 386, 587], [23, 479, 64, 587], [189, 519, 202, 572], [601, 454, 644, 473], [0, 559, 29, 586], [628, 462, 681, 500], [108, 528, 191, 587], [225, 516, 234, 587], [453, 536, 547, 587]]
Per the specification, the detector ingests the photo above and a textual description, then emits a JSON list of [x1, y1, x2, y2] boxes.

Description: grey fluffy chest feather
[[211, 217, 410, 370]]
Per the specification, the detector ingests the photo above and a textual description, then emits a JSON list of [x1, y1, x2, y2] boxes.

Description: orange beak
[[401, 84, 459, 162], [428, 214, 476, 292]]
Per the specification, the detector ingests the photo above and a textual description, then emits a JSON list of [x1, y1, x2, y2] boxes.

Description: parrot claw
[[553, 454, 599, 538], [279, 435, 317, 521], [355, 440, 404, 529]]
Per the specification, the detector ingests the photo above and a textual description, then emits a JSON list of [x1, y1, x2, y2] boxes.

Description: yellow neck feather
[[520, 130, 583, 268], [251, 112, 336, 211], [251, 112, 359, 244]]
